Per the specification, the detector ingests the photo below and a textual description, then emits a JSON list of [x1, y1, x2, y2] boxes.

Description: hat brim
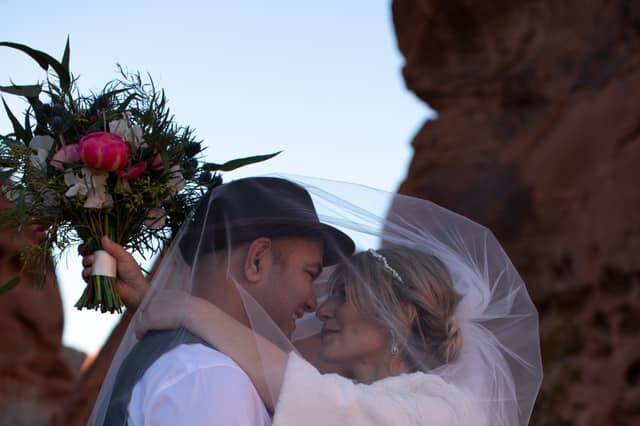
[[316, 223, 356, 266], [244, 222, 355, 266], [195, 218, 355, 267]]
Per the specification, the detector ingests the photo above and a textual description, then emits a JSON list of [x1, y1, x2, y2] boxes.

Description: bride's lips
[[321, 327, 340, 336]]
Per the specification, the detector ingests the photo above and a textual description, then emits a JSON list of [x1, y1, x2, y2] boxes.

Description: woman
[[88, 176, 542, 426]]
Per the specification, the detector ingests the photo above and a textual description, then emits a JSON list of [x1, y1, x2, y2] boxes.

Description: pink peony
[[50, 144, 81, 170], [79, 132, 130, 171], [119, 162, 148, 182]]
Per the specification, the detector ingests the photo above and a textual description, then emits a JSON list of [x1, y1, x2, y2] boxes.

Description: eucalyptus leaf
[[202, 151, 281, 172], [0, 277, 20, 294]]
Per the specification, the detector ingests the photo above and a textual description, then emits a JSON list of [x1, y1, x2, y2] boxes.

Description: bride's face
[[316, 281, 389, 366]]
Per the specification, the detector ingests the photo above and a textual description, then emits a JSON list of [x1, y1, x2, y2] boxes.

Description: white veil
[[90, 174, 542, 426]]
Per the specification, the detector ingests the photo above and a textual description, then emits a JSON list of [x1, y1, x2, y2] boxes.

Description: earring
[[390, 330, 399, 355]]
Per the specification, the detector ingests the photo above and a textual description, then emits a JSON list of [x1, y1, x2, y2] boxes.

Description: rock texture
[[51, 311, 133, 426], [0, 191, 132, 426], [392, 1, 640, 425], [0, 193, 76, 425]]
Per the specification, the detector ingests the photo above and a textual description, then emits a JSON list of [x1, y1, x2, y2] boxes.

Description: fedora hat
[[179, 177, 355, 266]]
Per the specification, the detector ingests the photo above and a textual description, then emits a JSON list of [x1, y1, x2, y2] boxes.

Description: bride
[[87, 176, 542, 425]]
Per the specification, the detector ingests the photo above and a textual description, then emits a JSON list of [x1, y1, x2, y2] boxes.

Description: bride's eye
[[335, 284, 346, 300]]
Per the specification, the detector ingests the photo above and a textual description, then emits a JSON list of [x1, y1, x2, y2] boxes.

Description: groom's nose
[[304, 292, 317, 312]]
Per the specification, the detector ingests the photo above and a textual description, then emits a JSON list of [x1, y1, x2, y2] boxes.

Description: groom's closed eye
[[305, 264, 322, 281]]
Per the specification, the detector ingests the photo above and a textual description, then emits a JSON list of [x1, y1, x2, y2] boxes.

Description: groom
[[88, 177, 354, 425]]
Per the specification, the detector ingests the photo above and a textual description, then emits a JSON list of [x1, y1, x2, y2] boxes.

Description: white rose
[[64, 169, 89, 199], [109, 113, 145, 150], [83, 172, 113, 209], [28, 135, 55, 169], [63, 168, 113, 209]]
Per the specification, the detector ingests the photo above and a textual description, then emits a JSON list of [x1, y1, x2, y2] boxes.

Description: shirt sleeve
[[273, 352, 468, 426], [134, 365, 269, 426]]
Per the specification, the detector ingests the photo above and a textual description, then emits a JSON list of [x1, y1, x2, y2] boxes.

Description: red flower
[[151, 153, 165, 171], [79, 132, 130, 171], [119, 162, 148, 182]]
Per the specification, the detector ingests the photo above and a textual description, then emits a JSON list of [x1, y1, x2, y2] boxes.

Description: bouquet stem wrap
[[74, 214, 124, 313]]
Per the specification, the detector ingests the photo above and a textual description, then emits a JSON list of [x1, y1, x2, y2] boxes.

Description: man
[[85, 177, 354, 425]]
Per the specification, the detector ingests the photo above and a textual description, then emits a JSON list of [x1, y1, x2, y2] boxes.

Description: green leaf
[[0, 277, 20, 294], [15, 190, 26, 218], [0, 84, 42, 98], [0, 41, 71, 93], [61, 36, 70, 71], [1, 97, 29, 143], [24, 110, 33, 141], [116, 93, 138, 113], [0, 135, 23, 151], [202, 151, 281, 172]]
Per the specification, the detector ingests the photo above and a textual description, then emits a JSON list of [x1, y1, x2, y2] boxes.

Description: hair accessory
[[367, 249, 404, 283]]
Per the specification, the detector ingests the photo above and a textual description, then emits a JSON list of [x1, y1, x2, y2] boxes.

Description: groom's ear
[[243, 237, 273, 284]]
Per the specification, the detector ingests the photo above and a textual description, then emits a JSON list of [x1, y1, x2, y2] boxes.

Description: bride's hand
[[81, 236, 149, 311], [135, 289, 192, 339]]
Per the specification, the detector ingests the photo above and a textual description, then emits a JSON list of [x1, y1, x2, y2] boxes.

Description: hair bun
[[443, 316, 464, 362]]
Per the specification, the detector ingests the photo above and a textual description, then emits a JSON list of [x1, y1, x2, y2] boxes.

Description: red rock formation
[[0, 193, 76, 425], [51, 311, 133, 426], [393, 1, 640, 425], [0, 190, 132, 426]]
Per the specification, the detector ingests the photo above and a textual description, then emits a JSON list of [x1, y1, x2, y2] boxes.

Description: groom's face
[[258, 237, 324, 337]]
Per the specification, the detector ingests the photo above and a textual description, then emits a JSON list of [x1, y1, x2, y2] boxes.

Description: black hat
[[179, 177, 355, 266]]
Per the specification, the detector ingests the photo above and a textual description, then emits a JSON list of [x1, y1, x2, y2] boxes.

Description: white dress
[[273, 353, 483, 426]]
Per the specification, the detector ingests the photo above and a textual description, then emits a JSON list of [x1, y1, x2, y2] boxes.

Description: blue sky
[[1, 0, 431, 354]]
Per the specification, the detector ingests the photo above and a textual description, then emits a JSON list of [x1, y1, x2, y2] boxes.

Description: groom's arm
[[130, 365, 269, 425]]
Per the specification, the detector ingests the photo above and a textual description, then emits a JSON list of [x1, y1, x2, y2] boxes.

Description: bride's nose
[[316, 296, 338, 321]]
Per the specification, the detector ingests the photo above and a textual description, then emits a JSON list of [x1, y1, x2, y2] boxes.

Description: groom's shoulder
[[147, 343, 246, 380], [128, 344, 270, 425]]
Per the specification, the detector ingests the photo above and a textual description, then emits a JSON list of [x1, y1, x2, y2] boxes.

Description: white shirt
[[273, 352, 484, 426], [128, 343, 271, 426]]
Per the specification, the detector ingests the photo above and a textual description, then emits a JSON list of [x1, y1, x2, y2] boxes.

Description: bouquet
[[0, 39, 278, 313]]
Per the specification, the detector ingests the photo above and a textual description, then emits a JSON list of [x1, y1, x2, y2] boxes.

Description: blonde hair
[[327, 245, 463, 369]]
